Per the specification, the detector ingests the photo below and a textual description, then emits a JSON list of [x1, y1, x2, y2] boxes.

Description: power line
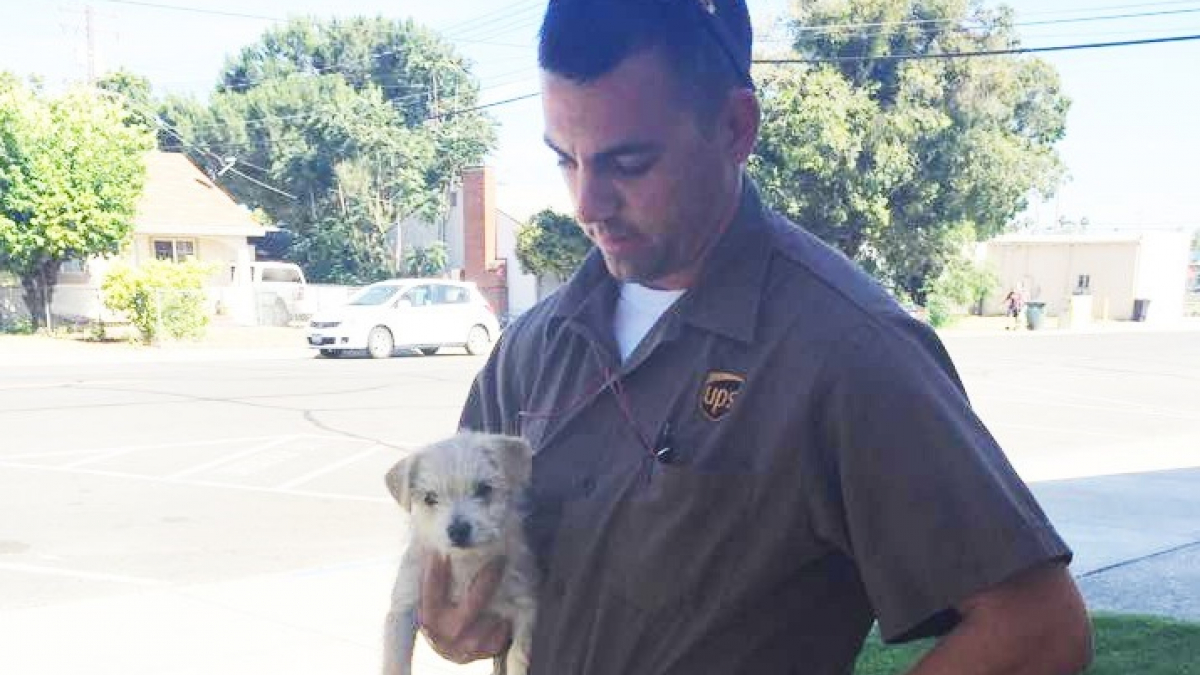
[[91, 0, 282, 22], [437, 0, 542, 35], [1000, 25, 1200, 41], [786, 3, 1200, 38], [432, 29, 1200, 116], [162, 65, 530, 135], [446, 9, 542, 43], [1015, 0, 1200, 18], [1021, 5, 1200, 28], [97, 88, 299, 199], [429, 91, 541, 121], [756, 33, 1200, 64]]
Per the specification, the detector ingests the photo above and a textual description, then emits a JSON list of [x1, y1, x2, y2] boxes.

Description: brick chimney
[[461, 166, 508, 318]]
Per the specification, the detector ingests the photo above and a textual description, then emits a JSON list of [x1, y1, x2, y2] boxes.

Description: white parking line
[[0, 461, 390, 503], [978, 380, 1200, 418], [989, 421, 1140, 440], [43, 436, 290, 468], [166, 437, 296, 479], [973, 393, 1200, 422], [0, 562, 166, 586], [275, 444, 384, 490]]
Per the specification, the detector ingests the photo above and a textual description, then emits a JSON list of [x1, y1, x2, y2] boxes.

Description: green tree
[[403, 241, 449, 277], [752, 0, 1069, 302], [95, 69, 158, 134], [515, 209, 592, 279], [0, 74, 154, 330], [160, 17, 496, 284]]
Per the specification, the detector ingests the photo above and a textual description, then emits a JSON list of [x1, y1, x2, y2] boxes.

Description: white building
[[0, 151, 273, 327], [399, 166, 539, 320], [981, 232, 1191, 324]]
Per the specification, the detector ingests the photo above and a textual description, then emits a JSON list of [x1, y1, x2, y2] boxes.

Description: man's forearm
[[904, 564, 1093, 675]]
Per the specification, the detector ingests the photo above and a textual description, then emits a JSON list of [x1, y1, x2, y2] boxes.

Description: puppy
[[382, 432, 538, 675]]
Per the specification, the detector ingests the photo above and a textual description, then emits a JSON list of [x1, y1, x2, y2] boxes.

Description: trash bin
[[1132, 298, 1151, 322], [1024, 301, 1047, 330]]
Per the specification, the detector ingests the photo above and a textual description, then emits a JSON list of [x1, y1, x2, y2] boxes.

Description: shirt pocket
[[603, 462, 755, 613]]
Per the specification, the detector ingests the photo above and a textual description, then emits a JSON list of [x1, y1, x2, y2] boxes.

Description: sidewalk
[[6, 315, 1198, 369], [937, 314, 1200, 337], [0, 466, 1194, 675], [0, 326, 311, 367]]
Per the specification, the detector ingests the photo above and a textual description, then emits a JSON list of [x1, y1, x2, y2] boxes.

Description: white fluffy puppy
[[382, 432, 538, 675]]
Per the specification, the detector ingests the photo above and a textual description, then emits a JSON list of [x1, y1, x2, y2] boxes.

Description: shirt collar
[[549, 179, 775, 346]]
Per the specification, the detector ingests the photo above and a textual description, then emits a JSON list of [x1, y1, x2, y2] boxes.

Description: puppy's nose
[[447, 518, 472, 548]]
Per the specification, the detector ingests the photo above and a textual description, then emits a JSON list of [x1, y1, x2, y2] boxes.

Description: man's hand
[[418, 554, 512, 664]]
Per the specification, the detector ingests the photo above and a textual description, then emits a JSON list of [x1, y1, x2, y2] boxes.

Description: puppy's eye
[[473, 482, 493, 500], [423, 492, 439, 507]]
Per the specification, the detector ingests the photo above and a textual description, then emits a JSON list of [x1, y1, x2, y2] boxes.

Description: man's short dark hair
[[538, 0, 754, 122]]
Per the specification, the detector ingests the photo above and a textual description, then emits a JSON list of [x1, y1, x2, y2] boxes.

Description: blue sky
[[0, 0, 1196, 231]]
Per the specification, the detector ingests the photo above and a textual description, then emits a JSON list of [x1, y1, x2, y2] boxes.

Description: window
[[435, 284, 469, 304], [59, 259, 88, 275], [402, 285, 432, 307], [153, 239, 197, 263], [260, 267, 301, 283], [1076, 274, 1091, 294], [350, 285, 402, 306]]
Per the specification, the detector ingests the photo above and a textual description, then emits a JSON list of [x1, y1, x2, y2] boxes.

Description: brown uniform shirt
[[460, 182, 1071, 675]]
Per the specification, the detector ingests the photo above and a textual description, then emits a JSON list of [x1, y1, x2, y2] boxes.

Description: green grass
[[854, 614, 1200, 674]]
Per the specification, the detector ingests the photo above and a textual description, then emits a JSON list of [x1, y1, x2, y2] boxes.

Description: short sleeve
[[812, 320, 1071, 643], [459, 314, 533, 436]]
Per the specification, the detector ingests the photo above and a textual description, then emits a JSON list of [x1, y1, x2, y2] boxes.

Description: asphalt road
[[0, 329, 1197, 672], [0, 349, 483, 610]]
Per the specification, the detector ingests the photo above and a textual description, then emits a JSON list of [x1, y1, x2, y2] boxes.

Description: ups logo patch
[[700, 371, 744, 421]]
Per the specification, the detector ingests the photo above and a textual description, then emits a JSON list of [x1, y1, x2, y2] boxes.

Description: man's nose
[[447, 518, 472, 547], [573, 168, 618, 225]]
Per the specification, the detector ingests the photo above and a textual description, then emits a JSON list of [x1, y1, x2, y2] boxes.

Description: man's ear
[[488, 435, 533, 489], [723, 87, 760, 165], [385, 454, 420, 511]]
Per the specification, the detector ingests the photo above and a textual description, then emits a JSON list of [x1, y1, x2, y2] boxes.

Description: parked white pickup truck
[[247, 261, 308, 326]]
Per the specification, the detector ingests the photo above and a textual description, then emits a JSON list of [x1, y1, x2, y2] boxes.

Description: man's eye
[[613, 159, 653, 176], [473, 482, 494, 500], [423, 492, 438, 507], [555, 156, 576, 170]]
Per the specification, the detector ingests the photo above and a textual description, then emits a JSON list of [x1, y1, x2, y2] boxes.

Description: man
[[418, 1, 1093, 673]]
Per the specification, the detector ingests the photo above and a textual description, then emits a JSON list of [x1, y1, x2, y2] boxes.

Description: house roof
[[134, 151, 272, 237]]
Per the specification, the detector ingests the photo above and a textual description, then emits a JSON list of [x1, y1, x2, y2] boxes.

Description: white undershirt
[[613, 282, 686, 362]]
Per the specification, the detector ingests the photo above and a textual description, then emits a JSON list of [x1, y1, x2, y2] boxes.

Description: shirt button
[[578, 476, 596, 496]]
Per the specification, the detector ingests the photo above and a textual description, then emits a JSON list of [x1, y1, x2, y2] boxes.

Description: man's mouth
[[591, 227, 644, 256]]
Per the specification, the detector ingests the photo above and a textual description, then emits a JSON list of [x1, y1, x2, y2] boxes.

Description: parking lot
[[0, 328, 1197, 673]]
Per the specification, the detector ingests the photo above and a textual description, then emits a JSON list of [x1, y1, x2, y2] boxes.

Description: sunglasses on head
[[657, 0, 755, 88]]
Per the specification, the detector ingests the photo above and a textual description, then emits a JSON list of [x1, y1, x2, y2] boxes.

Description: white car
[[307, 279, 501, 359]]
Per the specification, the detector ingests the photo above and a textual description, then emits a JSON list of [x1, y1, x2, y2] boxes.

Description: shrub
[[403, 241, 449, 278], [102, 260, 214, 344], [515, 209, 591, 279], [0, 315, 35, 335], [923, 258, 998, 328]]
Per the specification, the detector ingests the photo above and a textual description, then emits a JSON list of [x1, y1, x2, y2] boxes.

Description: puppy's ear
[[385, 454, 420, 511], [487, 435, 533, 489]]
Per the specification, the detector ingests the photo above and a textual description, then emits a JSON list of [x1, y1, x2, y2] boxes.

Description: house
[[980, 232, 1192, 324], [25, 151, 273, 325], [399, 166, 539, 320]]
